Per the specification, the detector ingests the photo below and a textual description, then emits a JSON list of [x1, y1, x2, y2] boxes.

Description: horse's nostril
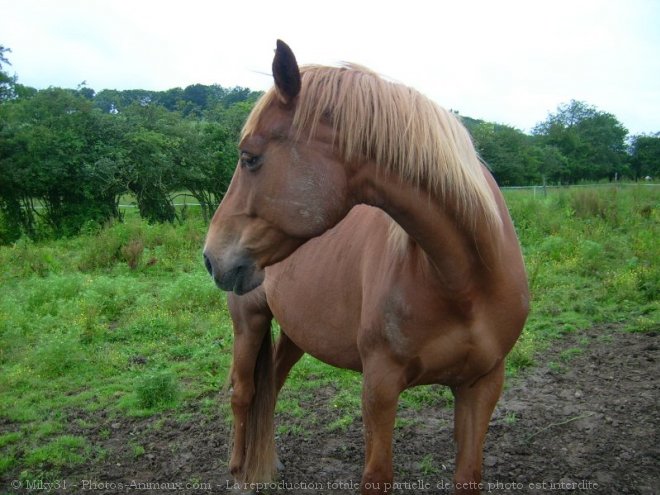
[[203, 252, 213, 276]]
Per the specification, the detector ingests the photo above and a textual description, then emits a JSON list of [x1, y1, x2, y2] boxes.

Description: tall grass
[[0, 185, 657, 482], [505, 185, 659, 369]]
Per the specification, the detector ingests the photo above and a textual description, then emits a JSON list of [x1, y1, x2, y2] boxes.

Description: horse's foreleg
[[227, 292, 274, 483], [360, 355, 404, 495], [228, 320, 270, 479], [451, 361, 505, 494]]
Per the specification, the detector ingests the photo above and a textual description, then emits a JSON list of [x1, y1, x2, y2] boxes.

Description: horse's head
[[203, 41, 351, 294]]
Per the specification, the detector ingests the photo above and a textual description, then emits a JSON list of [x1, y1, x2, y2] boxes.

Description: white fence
[[500, 182, 659, 197], [113, 183, 659, 208]]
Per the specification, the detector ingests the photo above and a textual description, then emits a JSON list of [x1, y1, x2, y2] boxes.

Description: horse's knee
[[230, 380, 255, 411]]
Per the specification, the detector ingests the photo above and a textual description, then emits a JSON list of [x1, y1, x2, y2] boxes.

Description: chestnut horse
[[204, 40, 529, 494]]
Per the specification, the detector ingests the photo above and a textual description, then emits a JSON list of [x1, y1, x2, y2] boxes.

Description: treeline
[[0, 45, 658, 243], [0, 46, 260, 242], [462, 101, 659, 187], [0, 84, 257, 242]]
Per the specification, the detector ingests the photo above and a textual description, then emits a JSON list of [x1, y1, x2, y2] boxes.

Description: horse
[[203, 40, 529, 494]]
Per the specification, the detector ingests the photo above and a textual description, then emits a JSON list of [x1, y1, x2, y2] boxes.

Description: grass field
[[0, 185, 658, 484]]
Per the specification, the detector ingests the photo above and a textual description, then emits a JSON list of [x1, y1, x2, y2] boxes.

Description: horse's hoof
[[229, 486, 255, 495]]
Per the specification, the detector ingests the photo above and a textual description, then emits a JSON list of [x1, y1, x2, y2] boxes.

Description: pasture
[[0, 185, 658, 493]]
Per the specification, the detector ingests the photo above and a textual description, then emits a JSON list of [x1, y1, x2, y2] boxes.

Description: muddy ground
[[5, 324, 659, 494]]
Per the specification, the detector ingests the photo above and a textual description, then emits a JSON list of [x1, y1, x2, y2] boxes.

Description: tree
[[0, 87, 129, 240], [533, 100, 628, 182], [155, 87, 183, 111], [464, 118, 540, 186], [120, 103, 180, 223], [182, 84, 208, 109], [21, 93, 91, 235], [629, 133, 660, 180], [532, 144, 571, 184], [0, 45, 17, 101], [174, 121, 237, 221]]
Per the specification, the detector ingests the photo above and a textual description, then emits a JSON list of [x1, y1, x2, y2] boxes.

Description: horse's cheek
[[298, 166, 349, 236]]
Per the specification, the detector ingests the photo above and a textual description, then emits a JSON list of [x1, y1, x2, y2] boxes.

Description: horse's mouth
[[204, 252, 265, 295]]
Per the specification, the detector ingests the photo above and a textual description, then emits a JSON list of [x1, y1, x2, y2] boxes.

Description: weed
[[6, 238, 60, 277], [636, 267, 659, 303], [560, 348, 584, 362], [327, 415, 354, 432], [77, 222, 128, 271], [0, 432, 21, 474], [504, 412, 518, 425], [547, 362, 565, 374], [400, 385, 453, 410], [135, 371, 180, 410], [34, 337, 86, 379], [331, 389, 361, 411], [24, 435, 90, 469], [419, 454, 439, 475], [33, 420, 64, 439], [276, 423, 306, 437], [394, 417, 417, 429], [626, 315, 660, 333], [507, 337, 536, 373], [637, 204, 653, 218], [276, 397, 307, 419], [0, 453, 16, 475], [539, 236, 570, 262], [576, 240, 605, 276], [570, 188, 616, 223], [131, 443, 146, 459], [121, 239, 145, 270]]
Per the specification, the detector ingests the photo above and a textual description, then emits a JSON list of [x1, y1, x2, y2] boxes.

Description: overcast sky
[[1, 0, 658, 134]]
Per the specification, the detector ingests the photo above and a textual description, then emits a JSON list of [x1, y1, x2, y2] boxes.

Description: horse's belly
[[263, 208, 379, 372], [266, 274, 364, 370]]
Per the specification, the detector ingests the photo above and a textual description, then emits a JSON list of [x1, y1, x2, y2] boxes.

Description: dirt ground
[[6, 324, 659, 494]]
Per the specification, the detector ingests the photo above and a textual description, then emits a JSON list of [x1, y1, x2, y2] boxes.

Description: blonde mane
[[243, 64, 502, 240]]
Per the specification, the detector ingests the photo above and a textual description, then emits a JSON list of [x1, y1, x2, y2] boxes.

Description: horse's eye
[[240, 152, 262, 171]]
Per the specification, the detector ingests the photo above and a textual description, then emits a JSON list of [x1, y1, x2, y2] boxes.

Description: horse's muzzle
[[203, 251, 264, 295]]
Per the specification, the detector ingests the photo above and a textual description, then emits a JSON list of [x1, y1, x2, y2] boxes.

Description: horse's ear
[[272, 39, 301, 105]]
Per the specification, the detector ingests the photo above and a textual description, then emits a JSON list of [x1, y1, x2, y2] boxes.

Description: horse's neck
[[349, 164, 492, 297]]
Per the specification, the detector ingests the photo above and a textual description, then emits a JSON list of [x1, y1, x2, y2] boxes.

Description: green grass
[[0, 212, 233, 479], [0, 185, 658, 481], [504, 184, 659, 369]]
